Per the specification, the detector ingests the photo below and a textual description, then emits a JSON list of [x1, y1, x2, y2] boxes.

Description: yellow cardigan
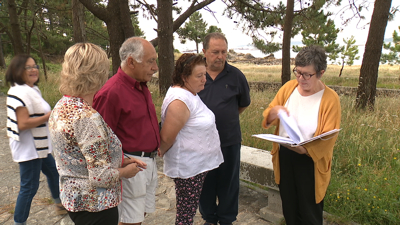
[[262, 80, 341, 203]]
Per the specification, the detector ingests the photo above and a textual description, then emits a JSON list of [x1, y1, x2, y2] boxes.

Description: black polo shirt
[[198, 62, 251, 147]]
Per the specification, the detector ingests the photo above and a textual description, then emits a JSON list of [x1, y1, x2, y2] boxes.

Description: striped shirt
[[7, 84, 51, 161]]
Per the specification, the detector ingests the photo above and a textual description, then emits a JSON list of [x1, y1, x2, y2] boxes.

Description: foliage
[[292, 10, 343, 62], [326, 96, 400, 224], [223, 0, 339, 54], [207, 25, 222, 34], [223, 0, 286, 54], [176, 12, 207, 50], [337, 35, 360, 77], [0, 0, 73, 56], [381, 26, 400, 65], [0, 0, 144, 60], [252, 36, 281, 55], [340, 36, 360, 66], [176, 11, 222, 53]]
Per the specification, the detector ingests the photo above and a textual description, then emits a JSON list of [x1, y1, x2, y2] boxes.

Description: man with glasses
[[198, 32, 251, 225]]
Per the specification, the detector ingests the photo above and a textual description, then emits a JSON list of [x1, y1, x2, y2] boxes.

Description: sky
[[137, 0, 399, 64]]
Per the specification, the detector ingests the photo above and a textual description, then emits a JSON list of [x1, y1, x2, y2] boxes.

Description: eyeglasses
[[25, 65, 39, 71], [293, 68, 316, 80]]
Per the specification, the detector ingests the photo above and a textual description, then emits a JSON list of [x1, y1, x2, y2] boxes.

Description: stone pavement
[[0, 95, 272, 225]]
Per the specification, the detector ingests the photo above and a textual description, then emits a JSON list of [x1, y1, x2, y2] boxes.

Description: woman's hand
[[123, 157, 147, 169], [118, 163, 142, 179], [267, 106, 289, 125], [282, 144, 309, 156]]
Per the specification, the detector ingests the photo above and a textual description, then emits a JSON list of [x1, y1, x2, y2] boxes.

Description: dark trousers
[[68, 207, 119, 225], [278, 145, 324, 225], [199, 143, 241, 225]]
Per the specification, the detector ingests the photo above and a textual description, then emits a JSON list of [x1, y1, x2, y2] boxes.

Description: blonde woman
[[49, 43, 146, 225]]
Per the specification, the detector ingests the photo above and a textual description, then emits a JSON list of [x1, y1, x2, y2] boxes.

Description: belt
[[129, 151, 157, 158]]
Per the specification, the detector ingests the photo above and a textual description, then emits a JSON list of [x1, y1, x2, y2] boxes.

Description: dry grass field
[[232, 63, 400, 89]]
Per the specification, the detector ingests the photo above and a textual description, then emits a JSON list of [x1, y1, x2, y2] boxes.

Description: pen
[[124, 153, 145, 170]]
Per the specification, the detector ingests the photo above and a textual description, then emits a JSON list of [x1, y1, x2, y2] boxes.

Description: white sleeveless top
[[279, 87, 325, 141], [161, 87, 224, 179]]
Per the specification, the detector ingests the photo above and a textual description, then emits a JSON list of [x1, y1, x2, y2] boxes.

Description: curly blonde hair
[[60, 43, 110, 96]]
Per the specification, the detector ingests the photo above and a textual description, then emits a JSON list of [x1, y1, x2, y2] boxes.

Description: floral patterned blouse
[[49, 96, 123, 212]]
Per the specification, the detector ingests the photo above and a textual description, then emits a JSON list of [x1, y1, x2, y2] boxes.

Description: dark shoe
[[204, 223, 215, 225]]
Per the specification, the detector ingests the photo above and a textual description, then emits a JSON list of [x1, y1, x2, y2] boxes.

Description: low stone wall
[[240, 146, 283, 224], [249, 82, 400, 97]]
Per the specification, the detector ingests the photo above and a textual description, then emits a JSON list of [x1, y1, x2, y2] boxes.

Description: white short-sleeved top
[[8, 87, 52, 162], [161, 87, 223, 179]]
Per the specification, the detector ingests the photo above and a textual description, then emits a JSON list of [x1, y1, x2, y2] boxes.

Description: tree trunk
[[107, 19, 126, 74], [72, 0, 86, 43], [37, 30, 48, 81], [157, 0, 174, 96], [79, 0, 136, 74], [339, 58, 345, 77], [0, 35, 6, 69], [118, 0, 136, 38], [355, 0, 392, 110], [281, 0, 294, 85], [8, 0, 24, 54]]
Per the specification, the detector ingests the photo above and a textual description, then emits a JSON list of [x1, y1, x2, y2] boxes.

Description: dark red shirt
[[93, 67, 160, 153]]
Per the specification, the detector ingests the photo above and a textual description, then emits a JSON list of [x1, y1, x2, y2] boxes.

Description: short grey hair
[[119, 37, 144, 66], [295, 45, 327, 78], [203, 32, 228, 50]]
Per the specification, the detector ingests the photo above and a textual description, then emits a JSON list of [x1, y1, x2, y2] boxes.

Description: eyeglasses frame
[[292, 67, 317, 80], [25, 65, 40, 71]]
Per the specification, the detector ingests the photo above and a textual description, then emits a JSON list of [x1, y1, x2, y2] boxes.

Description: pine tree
[[381, 26, 400, 65], [292, 10, 343, 62], [176, 11, 222, 53], [339, 36, 360, 77]]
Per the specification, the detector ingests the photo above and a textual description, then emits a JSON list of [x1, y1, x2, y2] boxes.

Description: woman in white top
[[159, 53, 224, 225], [6, 54, 67, 225]]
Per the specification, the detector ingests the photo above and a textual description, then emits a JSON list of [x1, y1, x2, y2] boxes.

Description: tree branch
[[150, 0, 215, 46], [137, 0, 158, 22], [86, 26, 109, 41], [78, 0, 109, 22]]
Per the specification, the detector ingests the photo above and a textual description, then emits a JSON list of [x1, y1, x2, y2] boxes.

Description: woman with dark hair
[[159, 53, 224, 225], [262, 45, 341, 224], [6, 54, 66, 225]]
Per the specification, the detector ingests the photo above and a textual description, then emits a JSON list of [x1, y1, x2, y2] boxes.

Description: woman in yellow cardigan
[[262, 45, 341, 225]]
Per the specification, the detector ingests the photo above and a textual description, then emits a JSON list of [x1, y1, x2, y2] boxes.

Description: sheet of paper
[[277, 110, 304, 143]]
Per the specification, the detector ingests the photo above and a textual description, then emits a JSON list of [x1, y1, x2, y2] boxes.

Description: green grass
[[1, 63, 400, 224]]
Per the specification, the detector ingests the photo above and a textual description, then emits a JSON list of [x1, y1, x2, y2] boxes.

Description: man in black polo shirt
[[198, 33, 251, 225]]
